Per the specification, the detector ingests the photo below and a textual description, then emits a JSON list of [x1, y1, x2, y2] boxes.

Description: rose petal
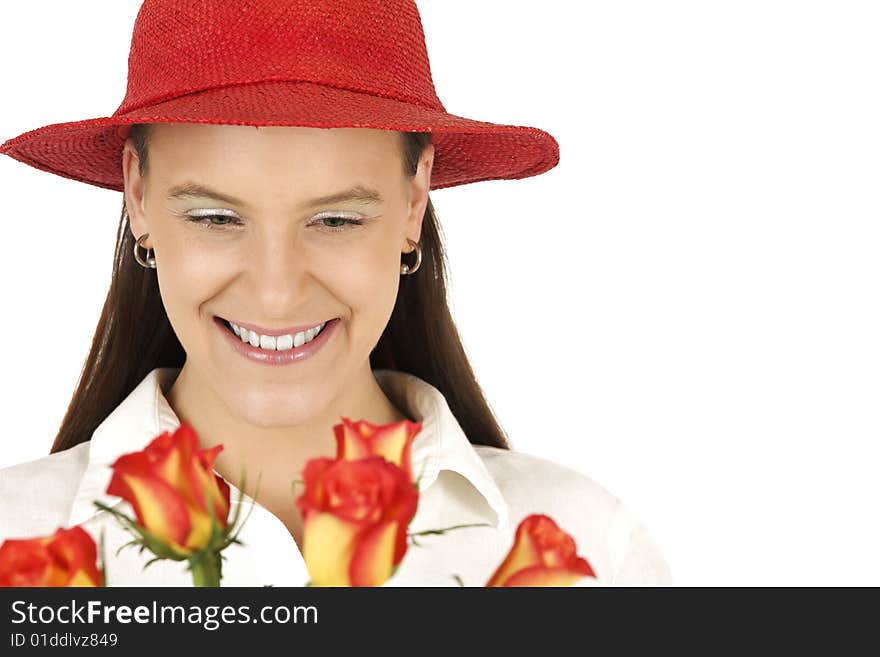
[[0, 527, 101, 587], [334, 418, 421, 481], [117, 473, 191, 551], [0, 540, 51, 586], [486, 525, 542, 586], [502, 565, 595, 587], [301, 512, 361, 586], [46, 527, 102, 586], [349, 520, 398, 587]]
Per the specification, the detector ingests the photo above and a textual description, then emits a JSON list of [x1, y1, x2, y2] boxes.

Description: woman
[[0, 0, 672, 586]]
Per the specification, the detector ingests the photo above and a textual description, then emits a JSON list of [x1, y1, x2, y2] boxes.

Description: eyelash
[[185, 214, 365, 232]]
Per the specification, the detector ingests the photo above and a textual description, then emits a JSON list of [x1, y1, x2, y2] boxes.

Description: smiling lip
[[215, 316, 340, 366], [218, 317, 335, 337]]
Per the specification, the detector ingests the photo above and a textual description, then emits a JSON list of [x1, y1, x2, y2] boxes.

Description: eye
[[313, 216, 365, 232], [185, 214, 243, 230], [182, 212, 367, 232]]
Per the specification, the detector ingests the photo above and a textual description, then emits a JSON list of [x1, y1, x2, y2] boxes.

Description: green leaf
[[98, 528, 109, 587], [114, 539, 139, 558], [408, 522, 492, 538], [223, 467, 262, 549], [414, 458, 429, 490], [93, 499, 188, 562], [142, 556, 164, 570]]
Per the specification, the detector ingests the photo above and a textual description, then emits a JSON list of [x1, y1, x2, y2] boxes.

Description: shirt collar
[[67, 367, 509, 531], [373, 368, 509, 530]]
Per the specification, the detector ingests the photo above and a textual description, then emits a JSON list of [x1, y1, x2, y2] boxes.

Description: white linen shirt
[[0, 367, 673, 587]]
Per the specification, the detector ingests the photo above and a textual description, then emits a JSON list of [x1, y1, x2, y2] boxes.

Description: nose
[[247, 232, 314, 317]]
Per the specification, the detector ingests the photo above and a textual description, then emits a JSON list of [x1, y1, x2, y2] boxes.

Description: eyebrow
[[166, 182, 385, 210]]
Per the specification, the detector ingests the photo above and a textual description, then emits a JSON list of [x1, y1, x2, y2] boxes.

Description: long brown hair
[[50, 124, 511, 454]]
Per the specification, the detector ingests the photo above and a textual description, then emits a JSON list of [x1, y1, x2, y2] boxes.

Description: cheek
[[327, 240, 400, 334], [154, 235, 227, 339]]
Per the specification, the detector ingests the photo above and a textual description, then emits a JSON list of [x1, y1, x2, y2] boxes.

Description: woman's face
[[121, 123, 433, 426]]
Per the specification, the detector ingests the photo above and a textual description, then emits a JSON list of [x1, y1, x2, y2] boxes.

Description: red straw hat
[[0, 0, 559, 192]]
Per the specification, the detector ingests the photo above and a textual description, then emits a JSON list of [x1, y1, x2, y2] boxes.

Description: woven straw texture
[[0, 0, 559, 192]]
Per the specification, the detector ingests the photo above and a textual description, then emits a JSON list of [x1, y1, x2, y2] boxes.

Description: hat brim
[[0, 80, 559, 192]]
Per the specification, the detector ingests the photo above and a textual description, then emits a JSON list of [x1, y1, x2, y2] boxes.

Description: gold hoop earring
[[400, 238, 422, 275], [134, 232, 157, 269]]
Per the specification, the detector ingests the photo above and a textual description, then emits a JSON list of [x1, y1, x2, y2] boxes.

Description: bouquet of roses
[[0, 418, 595, 588]]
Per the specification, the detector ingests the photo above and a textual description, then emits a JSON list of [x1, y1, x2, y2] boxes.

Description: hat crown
[[115, 0, 444, 116]]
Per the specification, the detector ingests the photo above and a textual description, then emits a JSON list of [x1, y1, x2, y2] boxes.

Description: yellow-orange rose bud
[[334, 417, 422, 482], [486, 514, 596, 586], [296, 455, 419, 587], [106, 421, 231, 557], [0, 526, 103, 587]]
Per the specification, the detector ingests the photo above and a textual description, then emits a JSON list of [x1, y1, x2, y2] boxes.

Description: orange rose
[[334, 417, 422, 482], [296, 455, 419, 586], [0, 526, 102, 587], [486, 514, 596, 586], [105, 421, 231, 557]]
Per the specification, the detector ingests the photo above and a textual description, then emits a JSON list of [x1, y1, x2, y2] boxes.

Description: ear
[[121, 138, 150, 245], [405, 143, 434, 248]]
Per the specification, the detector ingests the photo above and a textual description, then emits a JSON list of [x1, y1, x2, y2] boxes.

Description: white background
[[1, 1, 879, 586]]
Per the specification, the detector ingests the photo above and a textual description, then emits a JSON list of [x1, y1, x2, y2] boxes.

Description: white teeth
[[227, 320, 327, 352]]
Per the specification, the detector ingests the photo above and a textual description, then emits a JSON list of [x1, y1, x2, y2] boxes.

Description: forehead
[[147, 123, 403, 193]]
